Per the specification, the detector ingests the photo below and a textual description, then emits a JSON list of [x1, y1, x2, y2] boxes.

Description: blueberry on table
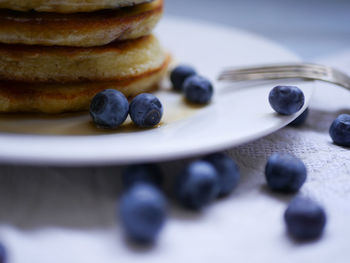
[[289, 108, 309, 127], [183, 75, 213, 104], [122, 163, 163, 190], [0, 242, 6, 263], [284, 196, 327, 241], [269, 85, 305, 115], [90, 89, 129, 129], [119, 183, 167, 243], [265, 153, 307, 193], [203, 153, 240, 197], [329, 114, 350, 147], [129, 93, 163, 128], [170, 65, 197, 91], [175, 160, 220, 210]]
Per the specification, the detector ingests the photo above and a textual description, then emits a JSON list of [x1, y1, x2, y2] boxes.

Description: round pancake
[[0, 0, 152, 13], [0, 55, 170, 113], [0, 0, 163, 47], [0, 35, 166, 83]]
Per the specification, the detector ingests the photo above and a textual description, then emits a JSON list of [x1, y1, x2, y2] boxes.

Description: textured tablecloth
[[0, 51, 349, 262]]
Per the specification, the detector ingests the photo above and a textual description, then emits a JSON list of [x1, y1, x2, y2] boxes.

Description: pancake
[[0, 55, 170, 113], [0, 0, 152, 13], [0, 0, 163, 47], [0, 35, 166, 83]]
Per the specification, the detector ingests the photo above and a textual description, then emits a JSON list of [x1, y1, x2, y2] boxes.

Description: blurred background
[[166, 0, 350, 60]]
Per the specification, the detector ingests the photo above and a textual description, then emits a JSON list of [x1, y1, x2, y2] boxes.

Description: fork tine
[[218, 71, 327, 81], [218, 68, 328, 81], [218, 67, 327, 79], [221, 63, 327, 73], [219, 65, 328, 78]]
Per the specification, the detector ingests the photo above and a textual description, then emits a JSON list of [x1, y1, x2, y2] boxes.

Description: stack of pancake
[[0, 0, 169, 113]]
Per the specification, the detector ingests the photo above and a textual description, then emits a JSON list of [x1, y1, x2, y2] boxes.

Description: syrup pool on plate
[[0, 88, 202, 136]]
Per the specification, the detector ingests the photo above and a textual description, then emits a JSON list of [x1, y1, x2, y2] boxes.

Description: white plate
[[0, 17, 313, 166]]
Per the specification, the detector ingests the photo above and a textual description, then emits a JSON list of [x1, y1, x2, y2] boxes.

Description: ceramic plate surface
[[0, 17, 313, 165]]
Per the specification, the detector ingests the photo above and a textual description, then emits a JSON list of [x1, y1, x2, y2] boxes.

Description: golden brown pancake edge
[[0, 0, 154, 13], [0, 34, 166, 83], [0, 0, 163, 47], [0, 55, 170, 113]]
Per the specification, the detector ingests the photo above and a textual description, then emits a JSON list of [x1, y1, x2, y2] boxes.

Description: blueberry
[[265, 153, 307, 193], [90, 89, 129, 129], [289, 108, 309, 127], [170, 65, 197, 91], [203, 153, 240, 197], [269, 85, 305, 115], [284, 196, 326, 241], [183, 75, 213, 104], [175, 160, 220, 210], [329, 114, 350, 147], [122, 163, 163, 190], [119, 183, 167, 243], [129, 93, 163, 128], [0, 242, 6, 263]]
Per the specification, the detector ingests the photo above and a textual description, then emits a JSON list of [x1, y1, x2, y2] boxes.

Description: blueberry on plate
[[203, 152, 240, 197], [129, 93, 163, 128], [269, 85, 305, 115], [90, 89, 129, 129], [170, 65, 197, 91], [175, 160, 220, 210], [265, 153, 307, 193], [329, 113, 350, 147], [0, 242, 6, 263], [284, 196, 327, 241], [183, 75, 213, 104], [289, 108, 309, 127], [122, 163, 163, 190], [119, 183, 167, 243]]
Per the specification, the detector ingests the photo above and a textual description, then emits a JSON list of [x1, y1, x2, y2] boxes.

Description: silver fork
[[218, 63, 350, 89]]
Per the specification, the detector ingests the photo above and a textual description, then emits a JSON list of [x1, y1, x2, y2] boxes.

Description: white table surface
[[1, 1, 350, 262]]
